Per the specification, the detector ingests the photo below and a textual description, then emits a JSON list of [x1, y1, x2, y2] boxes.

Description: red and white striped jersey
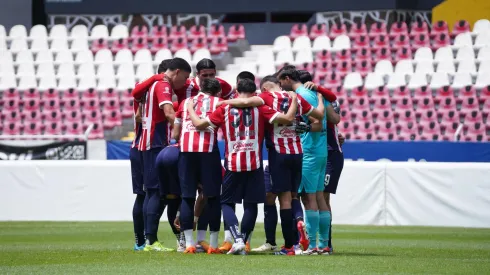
[[207, 104, 280, 172], [173, 77, 233, 104], [175, 92, 222, 152], [259, 91, 313, 154], [131, 99, 143, 149], [138, 80, 173, 151]]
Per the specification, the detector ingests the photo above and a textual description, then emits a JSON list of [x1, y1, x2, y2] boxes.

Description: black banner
[[0, 141, 87, 160]]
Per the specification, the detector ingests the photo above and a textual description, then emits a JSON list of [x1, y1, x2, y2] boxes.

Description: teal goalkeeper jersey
[[296, 85, 329, 157]]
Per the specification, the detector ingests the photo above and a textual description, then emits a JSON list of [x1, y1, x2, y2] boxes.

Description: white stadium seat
[[110, 24, 129, 40], [0, 37, 7, 50], [50, 38, 69, 52], [434, 46, 453, 62], [415, 60, 434, 74], [192, 48, 211, 65], [36, 63, 55, 77], [154, 49, 173, 65], [239, 63, 258, 76], [386, 73, 407, 89], [57, 63, 76, 78], [257, 62, 276, 78], [49, 25, 68, 40], [312, 36, 331, 52], [472, 19, 490, 35], [35, 50, 54, 64], [414, 47, 433, 62], [174, 48, 192, 65], [453, 32, 473, 49], [274, 49, 294, 65], [292, 36, 311, 52], [457, 60, 477, 74], [90, 25, 109, 40], [94, 49, 113, 64], [455, 46, 475, 61], [75, 50, 94, 64], [0, 25, 6, 38], [18, 75, 37, 90], [364, 73, 385, 89], [116, 63, 135, 78], [0, 75, 17, 89], [474, 71, 490, 88], [394, 60, 414, 75], [474, 31, 490, 48], [15, 50, 34, 64], [30, 38, 49, 52], [57, 75, 77, 90], [16, 63, 35, 77], [294, 49, 313, 64], [70, 25, 89, 40], [374, 60, 394, 75], [436, 60, 456, 74], [77, 63, 96, 78], [9, 38, 28, 53], [117, 76, 136, 90], [71, 38, 89, 52], [477, 46, 490, 61], [38, 75, 57, 90], [479, 61, 490, 74], [272, 36, 291, 52], [9, 25, 28, 39], [257, 49, 275, 63], [114, 49, 133, 65], [97, 76, 116, 90], [1, 51, 14, 65], [29, 25, 48, 40], [77, 75, 97, 90], [0, 63, 15, 77], [332, 35, 351, 51], [451, 73, 473, 89], [429, 72, 450, 88], [97, 63, 115, 77], [343, 72, 363, 89], [136, 63, 154, 81], [407, 73, 428, 89]]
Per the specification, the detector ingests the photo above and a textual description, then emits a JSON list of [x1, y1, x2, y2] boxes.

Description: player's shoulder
[[216, 77, 230, 86]]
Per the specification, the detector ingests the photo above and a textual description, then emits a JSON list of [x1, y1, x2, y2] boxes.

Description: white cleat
[[251, 243, 277, 252], [302, 248, 319, 255], [294, 244, 303, 255], [227, 242, 246, 255], [177, 241, 186, 253]]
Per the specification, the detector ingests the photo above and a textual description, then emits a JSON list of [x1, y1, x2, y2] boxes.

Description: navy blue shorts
[[142, 147, 164, 190], [178, 149, 222, 199], [156, 145, 181, 197], [268, 149, 303, 194], [324, 150, 344, 194], [221, 160, 266, 204], [129, 147, 144, 195], [264, 164, 272, 193]]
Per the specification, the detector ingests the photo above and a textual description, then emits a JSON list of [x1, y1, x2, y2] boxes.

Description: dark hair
[[157, 59, 172, 73], [196, 58, 216, 72], [277, 68, 300, 82], [274, 64, 297, 78], [236, 79, 257, 94], [168, 57, 192, 73], [298, 70, 313, 84], [260, 75, 279, 89], [236, 71, 255, 82], [201, 78, 221, 96]]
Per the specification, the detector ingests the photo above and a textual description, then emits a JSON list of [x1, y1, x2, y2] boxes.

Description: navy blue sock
[[264, 204, 277, 246], [280, 209, 294, 248], [143, 191, 149, 238], [291, 199, 304, 221], [145, 190, 161, 244], [207, 197, 221, 232], [197, 204, 210, 231], [156, 198, 167, 233], [180, 198, 195, 231], [241, 202, 258, 243], [292, 216, 299, 245], [132, 194, 146, 246], [166, 197, 181, 235], [222, 203, 242, 240]]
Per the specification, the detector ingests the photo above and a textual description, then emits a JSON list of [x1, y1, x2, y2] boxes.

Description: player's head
[[236, 78, 257, 95], [165, 57, 192, 90], [277, 68, 300, 90], [157, 59, 172, 74], [201, 78, 222, 97], [273, 65, 297, 78], [260, 75, 281, 92], [236, 71, 255, 86], [298, 70, 313, 84], [196, 58, 217, 84]]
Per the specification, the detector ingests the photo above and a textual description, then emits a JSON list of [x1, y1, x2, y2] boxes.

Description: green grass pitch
[[1, 222, 489, 274]]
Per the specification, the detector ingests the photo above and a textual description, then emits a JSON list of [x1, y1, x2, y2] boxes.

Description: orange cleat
[[184, 246, 196, 254], [207, 247, 222, 254], [218, 241, 232, 252], [297, 220, 309, 251], [245, 242, 251, 253], [198, 241, 210, 251]]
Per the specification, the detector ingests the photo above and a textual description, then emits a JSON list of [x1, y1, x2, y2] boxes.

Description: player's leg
[[163, 146, 183, 250], [130, 147, 146, 250], [291, 154, 307, 251], [299, 154, 320, 255], [253, 164, 278, 252], [178, 152, 199, 253], [219, 170, 235, 252], [195, 191, 209, 252], [324, 150, 344, 253], [315, 156, 331, 255]]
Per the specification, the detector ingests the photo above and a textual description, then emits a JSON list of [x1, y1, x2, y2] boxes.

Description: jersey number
[[197, 98, 210, 118], [231, 108, 253, 128], [280, 98, 289, 113]]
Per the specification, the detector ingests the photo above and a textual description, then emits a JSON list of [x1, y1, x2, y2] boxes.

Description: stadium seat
[[70, 25, 89, 40], [350, 97, 370, 111], [392, 96, 413, 110], [374, 60, 394, 76], [30, 37, 49, 54], [228, 25, 245, 42], [314, 61, 332, 78], [312, 36, 331, 52], [434, 85, 454, 98], [436, 60, 456, 73], [36, 63, 55, 78], [412, 34, 431, 51], [77, 75, 97, 90], [432, 33, 451, 51], [355, 48, 371, 63], [352, 35, 370, 53], [94, 49, 113, 65], [64, 109, 82, 123], [154, 49, 173, 64], [414, 47, 433, 63], [294, 49, 313, 65], [23, 87, 40, 99], [170, 37, 188, 54], [455, 46, 476, 63], [133, 49, 152, 65], [395, 47, 412, 61], [393, 86, 411, 97], [309, 23, 327, 40], [116, 63, 135, 79], [209, 37, 228, 54], [336, 61, 353, 78], [434, 46, 453, 63], [9, 25, 27, 39], [394, 60, 414, 75], [43, 111, 62, 127], [351, 109, 371, 123], [135, 63, 154, 81], [369, 22, 387, 39], [36, 50, 54, 64], [452, 20, 471, 37], [343, 72, 363, 90], [66, 122, 84, 135], [9, 38, 28, 53], [42, 88, 59, 100], [48, 25, 67, 41], [188, 25, 207, 42], [273, 36, 291, 52], [74, 50, 94, 65], [329, 23, 348, 39], [16, 62, 35, 77], [23, 109, 40, 122], [117, 76, 136, 90], [439, 96, 457, 111], [349, 22, 368, 39], [111, 24, 129, 40], [63, 98, 81, 112], [452, 73, 473, 89], [354, 60, 372, 77], [113, 49, 133, 65], [453, 32, 473, 49], [130, 25, 149, 43], [474, 32, 490, 49], [460, 110, 483, 124], [57, 76, 77, 90], [437, 109, 459, 124], [334, 49, 351, 65], [332, 35, 350, 51], [414, 60, 434, 74], [292, 36, 311, 52], [38, 76, 57, 91], [472, 19, 490, 34], [458, 85, 476, 98], [44, 122, 62, 135], [168, 25, 186, 42], [50, 38, 69, 52], [275, 49, 294, 65], [373, 35, 389, 49], [386, 73, 407, 89], [131, 37, 149, 54], [323, 72, 342, 89], [414, 96, 435, 110], [429, 72, 450, 88], [77, 63, 96, 78], [23, 121, 42, 135], [290, 24, 308, 40], [71, 37, 89, 52], [364, 73, 385, 90], [393, 35, 410, 50], [190, 37, 207, 54], [0, 25, 5, 38], [371, 86, 389, 98], [102, 110, 122, 129], [90, 25, 109, 40], [431, 20, 449, 39], [149, 37, 167, 55], [2, 121, 22, 136], [208, 24, 226, 42], [410, 21, 429, 38], [174, 48, 192, 65], [18, 75, 37, 90], [475, 72, 490, 88], [389, 21, 408, 39], [372, 47, 391, 64], [460, 97, 479, 111], [111, 38, 129, 54], [97, 76, 116, 90]]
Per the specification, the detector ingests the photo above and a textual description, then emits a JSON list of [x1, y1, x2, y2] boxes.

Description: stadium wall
[[1, 161, 489, 228]]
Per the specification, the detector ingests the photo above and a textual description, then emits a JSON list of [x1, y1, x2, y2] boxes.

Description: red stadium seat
[[351, 86, 368, 97], [329, 23, 348, 39], [111, 38, 129, 54], [396, 120, 417, 133], [414, 96, 435, 110], [170, 37, 188, 54], [393, 86, 411, 97], [209, 37, 228, 55], [355, 48, 372, 64], [371, 86, 389, 98], [464, 122, 485, 141], [416, 132, 440, 141], [66, 121, 84, 135], [439, 97, 457, 110], [389, 22, 409, 39], [372, 47, 391, 64], [42, 88, 59, 100], [479, 85, 490, 100], [23, 88, 40, 99], [435, 85, 454, 99], [431, 20, 449, 39], [43, 110, 62, 124], [416, 109, 437, 123], [149, 25, 166, 42], [369, 22, 387, 39], [101, 97, 120, 112], [188, 25, 207, 42], [394, 47, 412, 61], [81, 97, 100, 111], [372, 96, 391, 110], [228, 24, 245, 42], [23, 121, 42, 135], [350, 97, 370, 111], [315, 50, 332, 63], [102, 110, 122, 129], [130, 25, 149, 42], [3, 98, 20, 112], [334, 49, 352, 65], [432, 33, 451, 51], [2, 109, 20, 121], [391, 96, 413, 110], [460, 97, 479, 111], [149, 37, 168, 54], [91, 38, 108, 54], [437, 109, 459, 124], [459, 85, 476, 98], [190, 37, 208, 53], [290, 24, 308, 40], [351, 109, 371, 123], [81, 88, 98, 99], [336, 61, 352, 78], [169, 25, 186, 42], [3, 121, 22, 136], [131, 37, 149, 54], [2, 88, 19, 99], [24, 98, 40, 112], [377, 121, 396, 134], [43, 98, 61, 111], [83, 109, 102, 124], [460, 110, 483, 123], [62, 98, 81, 111], [352, 35, 370, 53], [87, 123, 104, 139], [333, 86, 347, 98], [413, 86, 432, 98], [102, 88, 119, 99], [376, 132, 395, 141], [309, 23, 327, 40], [296, 62, 314, 72], [411, 34, 431, 51], [44, 122, 61, 135], [373, 35, 389, 49], [354, 60, 372, 77], [373, 109, 394, 123], [349, 22, 368, 39], [64, 110, 82, 123], [208, 24, 225, 42], [121, 96, 134, 118], [410, 21, 429, 39], [452, 20, 471, 37], [392, 35, 410, 50], [323, 72, 342, 89], [63, 88, 79, 99], [22, 110, 40, 123], [395, 131, 415, 141]]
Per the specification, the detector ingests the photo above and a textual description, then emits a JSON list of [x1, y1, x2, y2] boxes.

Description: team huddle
[[129, 57, 345, 255]]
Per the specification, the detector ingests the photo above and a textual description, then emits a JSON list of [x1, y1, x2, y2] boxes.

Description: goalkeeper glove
[[295, 121, 311, 134], [332, 100, 341, 114]]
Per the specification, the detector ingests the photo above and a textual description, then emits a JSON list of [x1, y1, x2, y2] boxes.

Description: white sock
[[224, 230, 233, 243], [184, 229, 194, 248], [179, 232, 186, 246], [197, 230, 206, 242], [210, 231, 219, 249]]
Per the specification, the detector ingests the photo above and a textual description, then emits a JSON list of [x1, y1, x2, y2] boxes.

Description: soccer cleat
[[143, 241, 164, 252], [274, 246, 295, 256], [302, 248, 319, 255], [227, 242, 246, 255], [177, 240, 186, 253], [318, 247, 331, 255], [246, 242, 251, 253], [184, 246, 197, 254], [294, 244, 302, 255], [251, 243, 277, 252], [198, 241, 210, 252], [218, 241, 233, 252], [133, 243, 146, 251], [207, 247, 222, 254], [297, 220, 310, 251]]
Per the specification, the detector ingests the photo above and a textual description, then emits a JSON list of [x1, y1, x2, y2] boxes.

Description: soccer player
[[133, 58, 191, 251], [277, 68, 340, 255], [173, 78, 224, 254], [186, 79, 299, 255]]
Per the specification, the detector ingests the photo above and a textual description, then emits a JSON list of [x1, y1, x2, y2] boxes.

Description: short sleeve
[[258, 105, 280, 124], [297, 94, 313, 116], [174, 101, 185, 124], [206, 105, 225, 128], [257, 93, 270, 106], [155, 81, 173, 108]]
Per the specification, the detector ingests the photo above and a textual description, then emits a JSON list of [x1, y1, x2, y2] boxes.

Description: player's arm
[[303, 81, 337, 102], [316, 93, 325, 115], [219, 79, 234, 99], [135, 102, 142, 123], [187, 101, 212, 130], [218, 96, 264, 108], [326, 104, 341, 125], [155, 82, 175, 125], [131, 74, 164, 100], [297, 94, 323, 121], [172, 102, 184, 140]]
